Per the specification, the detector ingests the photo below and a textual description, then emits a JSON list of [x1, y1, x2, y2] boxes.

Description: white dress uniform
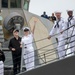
[[0, 61, 4, 75], [21, 33, 34, 71], [49, 18, 66, 59], [65, 16, 75, 55], [0, 49, 5, 75]]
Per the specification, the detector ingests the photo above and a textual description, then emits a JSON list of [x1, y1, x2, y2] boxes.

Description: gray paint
[[18, 55, 75, 75], [0, 0, 1, 10]]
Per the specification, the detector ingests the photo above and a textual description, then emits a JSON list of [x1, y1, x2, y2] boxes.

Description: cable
[[23, 33, 75, 56], [20, 24, 75, 46], [0, 38, 75, 74], [3, 24, 75, 60], [4, 33, 75, 65], [23, 39, 75, 63], [2, 24, 75, 74]]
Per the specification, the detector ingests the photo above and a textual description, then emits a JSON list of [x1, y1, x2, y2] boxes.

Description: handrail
[[0, 24, 75, 75]]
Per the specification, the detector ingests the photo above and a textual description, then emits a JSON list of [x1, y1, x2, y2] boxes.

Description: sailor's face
[[52, 13, 54, 16], [24, 31, 29, 35], [13, 31, 19, 36], [67, 11, 73, 17], [55, 13, 61, 19]]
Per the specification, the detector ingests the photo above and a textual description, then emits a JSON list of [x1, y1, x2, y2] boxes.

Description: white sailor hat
[[67, 9, 74, 12], [23, 27, 30, 31], [54, 11, 62, 14]]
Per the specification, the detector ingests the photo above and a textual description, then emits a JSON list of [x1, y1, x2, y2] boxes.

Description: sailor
[[48, 11, 66, 59], [0, 43, 5, 75], [65, 10, 75, 55], [21, 22, 36, 71]]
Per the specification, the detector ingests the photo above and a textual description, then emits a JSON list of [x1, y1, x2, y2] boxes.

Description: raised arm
[[31, 21, 37, 34]]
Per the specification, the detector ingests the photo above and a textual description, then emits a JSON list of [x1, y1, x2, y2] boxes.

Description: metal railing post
[[20, 43, 24, 72], [44, 53, 46, 64]]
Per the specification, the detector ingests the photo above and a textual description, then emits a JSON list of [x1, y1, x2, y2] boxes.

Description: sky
[[29, 0, 75, 19]]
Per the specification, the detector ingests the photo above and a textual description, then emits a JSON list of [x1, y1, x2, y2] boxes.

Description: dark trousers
[[12, 53, 21, 75]]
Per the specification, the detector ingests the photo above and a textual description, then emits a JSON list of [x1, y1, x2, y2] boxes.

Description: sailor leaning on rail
[[48, 11, 66, 59], [21, 21, 36, 71], [64, 10, 75, 55]]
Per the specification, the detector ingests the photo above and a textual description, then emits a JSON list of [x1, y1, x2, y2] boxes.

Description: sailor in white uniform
[[21, 22, 36, 71], [65, 10, 75, 55], [48, 11, 66, 59]]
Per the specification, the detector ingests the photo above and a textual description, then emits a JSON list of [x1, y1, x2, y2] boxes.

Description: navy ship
[[0, 0, 75, 75]]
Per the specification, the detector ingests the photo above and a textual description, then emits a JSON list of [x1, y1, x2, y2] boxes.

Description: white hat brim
[[23, 27, 30, 31], [67, 10, 74, 12]]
